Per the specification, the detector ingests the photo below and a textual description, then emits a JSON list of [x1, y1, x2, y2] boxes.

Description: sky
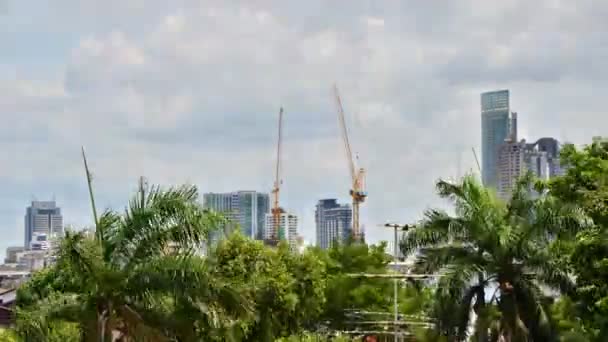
[[1, 0, 607, 256]]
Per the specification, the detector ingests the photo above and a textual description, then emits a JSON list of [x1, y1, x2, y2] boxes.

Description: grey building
[[24, 201, 63, 249], [481, 90, 517, 188], [497, 137, 562, 200], [203, 191, 270, 242], [532, 137, 563, 177], [315, 199, 352, 249]]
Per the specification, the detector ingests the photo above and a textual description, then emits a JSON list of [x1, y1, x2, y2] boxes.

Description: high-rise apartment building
[[497, 138, 561, 200], [203, 191, 270, 241], [264, 211, 298, 250], [24, 201, 63, 249], [315, 199, 352, 249], [481, 90, 517, 188], [535, 137, 563, 177]]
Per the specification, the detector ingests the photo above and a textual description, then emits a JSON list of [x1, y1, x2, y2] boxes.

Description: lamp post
[[383, 223, 413, 342]]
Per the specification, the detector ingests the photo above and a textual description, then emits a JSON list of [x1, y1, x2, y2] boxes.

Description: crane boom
[[269, 107, 284, 244], [333, 85, 357, 183], [332, 85, 366, 242]]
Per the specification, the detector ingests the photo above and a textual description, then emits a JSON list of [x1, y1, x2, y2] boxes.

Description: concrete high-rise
[[24, 201, 63, 249], [535, 137, 563, 177], [203, 191, 269, 241], [497, 138, 562, 200], [315, 199, 352, 249], [481, 90, 517, 188], [264, 211, 298, 250]]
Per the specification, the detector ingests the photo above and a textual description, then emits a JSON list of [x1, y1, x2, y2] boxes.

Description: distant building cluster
[[1, 201, 64, 291], [481, 90, 564, 199], [202, 191, 354, 250], [203, 191, 303, 250]]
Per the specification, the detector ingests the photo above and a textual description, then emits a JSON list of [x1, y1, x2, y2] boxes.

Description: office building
[[24, 201, 63, 249], [203, 191, 270, 241], [264, 211, 298, 250], [481, 90, 517, 188], [315, 199, 352, 249]]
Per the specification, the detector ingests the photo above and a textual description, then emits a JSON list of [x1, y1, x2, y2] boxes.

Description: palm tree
[[401, 174, 589, 341], [16, 183, 251, 341]]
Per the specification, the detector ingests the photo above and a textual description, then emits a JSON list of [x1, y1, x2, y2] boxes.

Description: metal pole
[[393, 225, 398, 342]]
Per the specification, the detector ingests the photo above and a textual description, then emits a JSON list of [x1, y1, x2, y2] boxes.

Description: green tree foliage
[[550, 296, 589, 342], [16, 184, 249, 341], [402, 174, 590, 341], [319, 241, 393, 329], [548, 142, 608, 341], [208, 234, 327, 341]]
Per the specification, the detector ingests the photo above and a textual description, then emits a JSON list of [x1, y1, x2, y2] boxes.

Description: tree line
[[2, 140, 607, 341]]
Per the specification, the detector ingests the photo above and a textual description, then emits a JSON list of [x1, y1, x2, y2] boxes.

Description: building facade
[[315, 199, 352, 249], [24, 201, 63, 249], [203, 191, 270, 242], [497, 138, 561, 200], [481, 90, 516, 188], [264, 212, 298, 250]]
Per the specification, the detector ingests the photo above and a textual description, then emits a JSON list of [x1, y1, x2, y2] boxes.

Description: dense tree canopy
[[547, 141, 608, 341]]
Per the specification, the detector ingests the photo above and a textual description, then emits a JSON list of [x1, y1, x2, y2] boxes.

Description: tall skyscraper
[[24, 201, 63, 249], [315, 199, 352, 249], [203, 191, 270, 241], [264, 211, 298, 250], [481, 90, 516, 188]]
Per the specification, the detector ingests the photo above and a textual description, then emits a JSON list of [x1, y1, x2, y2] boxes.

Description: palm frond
[[512, 278, 557, 341], [108, 184, 224, 267], [400, 209, 470, 255], [54, 231, 104, 287], [414, 245, 484, 275], [15, 292, 86, 341]]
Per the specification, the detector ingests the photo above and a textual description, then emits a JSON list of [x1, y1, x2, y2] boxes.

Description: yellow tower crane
[[266, 107, 284, 246], [333, 85, 367, 242]]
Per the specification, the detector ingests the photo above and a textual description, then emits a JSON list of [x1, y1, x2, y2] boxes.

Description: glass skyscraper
[[203, 191, 269, 241], [481, 90, 513, 188]]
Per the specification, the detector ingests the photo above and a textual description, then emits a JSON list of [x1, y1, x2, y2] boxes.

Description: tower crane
[[333, 85, 367, 242], [267, 107, 284, 246]]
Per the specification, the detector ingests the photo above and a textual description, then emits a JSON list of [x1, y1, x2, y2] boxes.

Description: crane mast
[[333, 85, 366, 242], [268, 107, 284, 246]]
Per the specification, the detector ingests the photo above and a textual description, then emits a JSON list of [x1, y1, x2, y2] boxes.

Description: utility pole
[[383, 223, 414, 342]]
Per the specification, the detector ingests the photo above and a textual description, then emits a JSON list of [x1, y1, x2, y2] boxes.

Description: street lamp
[[383, 222, 414, 342]]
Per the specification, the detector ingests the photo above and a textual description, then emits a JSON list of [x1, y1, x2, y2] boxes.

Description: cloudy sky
[[1, 0, 606, 254]]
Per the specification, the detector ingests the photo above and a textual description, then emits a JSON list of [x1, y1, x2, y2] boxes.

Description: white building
[[264, 212, 298, 250], [30, 233, 51, 251]]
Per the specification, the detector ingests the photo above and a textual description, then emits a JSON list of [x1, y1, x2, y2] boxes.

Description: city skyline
[[1, 1, 608, 258]]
